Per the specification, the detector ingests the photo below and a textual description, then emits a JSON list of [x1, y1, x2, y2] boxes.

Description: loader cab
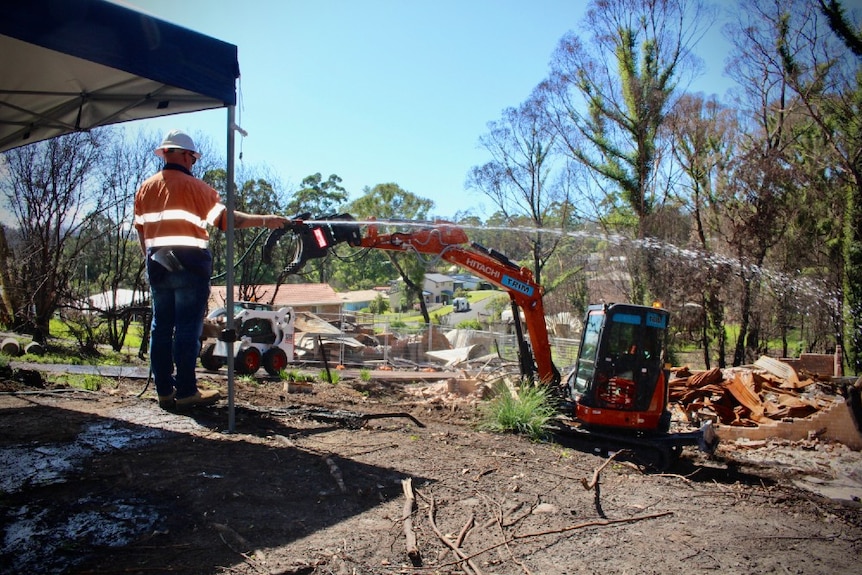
[[568, 303, 671, 431]]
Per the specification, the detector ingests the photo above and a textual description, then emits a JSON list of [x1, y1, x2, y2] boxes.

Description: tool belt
[[150, 247, 185, 272], [146, 247, 212, 282]]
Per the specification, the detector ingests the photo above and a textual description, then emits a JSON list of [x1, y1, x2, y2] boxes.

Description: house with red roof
[[208, 283, 343, 316]]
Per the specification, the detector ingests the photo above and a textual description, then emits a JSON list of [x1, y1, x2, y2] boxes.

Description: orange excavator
[[263, 215, 717, 468]]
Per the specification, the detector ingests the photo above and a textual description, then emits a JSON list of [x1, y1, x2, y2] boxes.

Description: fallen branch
[[421, 491, 484, 575], [361, 412, 426, 428], [480, 497, 534, 575], [481, 500, 529, 529], [212, 522, 253, 552], [581, 450, 630, 519], [450, 511, 674, 569], [212, 522, 269, 574], [581, 450, 629, 491], [401, 478, 422, 566], [455, 514, 474, 548]]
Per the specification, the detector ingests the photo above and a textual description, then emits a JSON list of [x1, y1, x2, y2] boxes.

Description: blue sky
[[125, 0, 734, 219]]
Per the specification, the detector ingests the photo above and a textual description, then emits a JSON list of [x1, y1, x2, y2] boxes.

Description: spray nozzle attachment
[[262, 213, 361, 274]]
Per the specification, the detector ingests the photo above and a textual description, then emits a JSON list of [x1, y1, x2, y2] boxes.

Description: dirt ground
[[1, 365, 861, 575]]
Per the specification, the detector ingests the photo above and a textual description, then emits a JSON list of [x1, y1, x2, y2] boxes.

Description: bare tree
[[467, 92, 571, 287], [0, 131, 107, 340], [90, 128, 160, 352]]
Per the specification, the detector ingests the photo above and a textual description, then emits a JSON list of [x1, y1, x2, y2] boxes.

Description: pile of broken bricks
[[669, 356, 862, 449]]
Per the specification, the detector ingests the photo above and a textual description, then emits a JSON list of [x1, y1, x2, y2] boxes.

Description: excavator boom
[[263, 216, 558, 384], [355, 221, 559, 385]]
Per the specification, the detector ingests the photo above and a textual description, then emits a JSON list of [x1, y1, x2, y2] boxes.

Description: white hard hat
[[155, 129, 201, 159]]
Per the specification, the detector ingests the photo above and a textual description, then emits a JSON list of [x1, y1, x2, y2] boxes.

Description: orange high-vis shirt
[[134, 168, 227, 250]]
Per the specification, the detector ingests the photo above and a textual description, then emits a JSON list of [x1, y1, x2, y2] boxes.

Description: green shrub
[[237, 374, 256, 386], [49, 373, 108, 391], [320, 369, 341, 384], [479, 382, 557, 441]]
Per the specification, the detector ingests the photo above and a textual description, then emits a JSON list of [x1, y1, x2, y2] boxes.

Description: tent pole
[[225, 106, 237, 433]]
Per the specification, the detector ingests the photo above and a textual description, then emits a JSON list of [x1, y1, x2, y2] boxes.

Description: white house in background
[[423, 273, 455, 305], [387, 272, 457, 311], [450, 273, 485, 291]]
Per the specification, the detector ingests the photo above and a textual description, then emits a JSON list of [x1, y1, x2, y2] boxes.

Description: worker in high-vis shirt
[[134, 130, 289, 410]]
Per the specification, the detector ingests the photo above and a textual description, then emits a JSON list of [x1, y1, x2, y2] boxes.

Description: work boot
[[157, 390, 176, 410], [175, 389, 221, 409]]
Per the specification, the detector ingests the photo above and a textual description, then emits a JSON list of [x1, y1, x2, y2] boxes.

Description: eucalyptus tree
[[542, 0, 715, 304], [284, 172, 349, 285], [782, 0, 862, 373], [467, 91, 571, 287], [722, 0, 853, 366], [284, 172, 348, 217], [666, 93, 738, 367], [722, 0, 836, 365]]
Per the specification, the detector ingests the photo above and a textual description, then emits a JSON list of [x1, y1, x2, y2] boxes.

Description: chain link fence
[[292, 310, 580, 376]]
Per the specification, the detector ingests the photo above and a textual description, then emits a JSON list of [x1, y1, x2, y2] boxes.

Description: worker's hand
[[263, 215, 293, 229]]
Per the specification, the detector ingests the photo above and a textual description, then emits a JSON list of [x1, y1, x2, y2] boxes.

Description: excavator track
[[548, 416, 717, 472]]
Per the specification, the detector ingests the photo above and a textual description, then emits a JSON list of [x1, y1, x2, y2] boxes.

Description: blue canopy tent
[[1, 0, 245, 430]]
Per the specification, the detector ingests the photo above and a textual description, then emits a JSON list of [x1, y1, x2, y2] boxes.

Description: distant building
[[450, 273, 485, 291], [423, 273, 455, 304], [209, 283, 343, 316], [86, 289, 148, 311], [338, 289, 383, 312]]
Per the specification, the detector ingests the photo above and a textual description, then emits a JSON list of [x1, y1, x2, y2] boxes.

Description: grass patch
[[48, 373, 112, 391], [479, 382, 557, 441]]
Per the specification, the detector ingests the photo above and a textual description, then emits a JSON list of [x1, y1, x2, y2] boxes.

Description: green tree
[[285, 173, 349, 284], [285, 173, 348, 217], [818, 0, 862, 56], [347, 183, 434, 321]]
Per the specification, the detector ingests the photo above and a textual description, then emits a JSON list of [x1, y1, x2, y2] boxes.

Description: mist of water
[[300, 217, 841, 316]]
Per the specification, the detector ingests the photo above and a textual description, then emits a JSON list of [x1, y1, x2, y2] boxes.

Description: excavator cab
[[568, 303, 671, 432]]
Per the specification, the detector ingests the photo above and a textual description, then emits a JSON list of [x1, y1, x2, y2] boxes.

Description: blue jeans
[[149, 269, 210, 400]]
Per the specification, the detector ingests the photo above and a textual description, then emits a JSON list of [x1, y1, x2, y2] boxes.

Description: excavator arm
[[263, 216, 561, 385]]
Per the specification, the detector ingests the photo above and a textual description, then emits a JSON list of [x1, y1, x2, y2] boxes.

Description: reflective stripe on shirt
[[134, 169, 226, 250]]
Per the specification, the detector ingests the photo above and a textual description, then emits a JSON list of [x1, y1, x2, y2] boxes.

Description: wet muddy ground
[[1, 372, 860, 575]]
